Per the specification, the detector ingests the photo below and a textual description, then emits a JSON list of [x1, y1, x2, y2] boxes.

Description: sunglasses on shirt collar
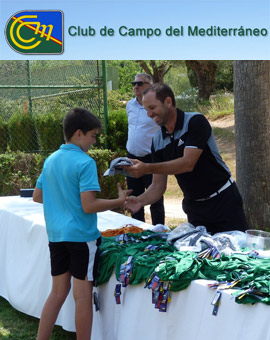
[[131, 81, 150, 87]]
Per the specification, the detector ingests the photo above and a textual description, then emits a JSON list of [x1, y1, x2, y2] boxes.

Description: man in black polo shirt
[[124, 83, 248, 234]]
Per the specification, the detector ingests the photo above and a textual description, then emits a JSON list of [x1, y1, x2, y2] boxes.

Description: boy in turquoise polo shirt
[[33, 108, 131, 340]]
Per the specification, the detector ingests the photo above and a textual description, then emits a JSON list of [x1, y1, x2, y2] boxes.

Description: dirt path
[[210, 115, 235, 161]]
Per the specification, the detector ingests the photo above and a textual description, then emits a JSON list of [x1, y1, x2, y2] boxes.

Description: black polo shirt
[[151, 109, 231, 200]]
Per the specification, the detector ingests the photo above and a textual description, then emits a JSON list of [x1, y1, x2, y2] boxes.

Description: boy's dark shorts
[[49, 238, 101, 281]]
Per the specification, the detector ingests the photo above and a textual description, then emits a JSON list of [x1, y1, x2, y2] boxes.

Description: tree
[[234, 60, 270, 229], [215, 61, 234, 91], [136, 60, 172, 83], [185, 60, 217, 100], [107, 60, 141, 96]]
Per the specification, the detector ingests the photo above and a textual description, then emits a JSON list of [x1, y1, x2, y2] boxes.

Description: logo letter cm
[[10, 15, 53, 50]]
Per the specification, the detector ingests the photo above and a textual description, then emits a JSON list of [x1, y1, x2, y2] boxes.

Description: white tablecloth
[[1, 196, 270, 340]]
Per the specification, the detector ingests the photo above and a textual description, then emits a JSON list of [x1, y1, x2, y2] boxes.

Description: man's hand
[[122, 159, 147, 178], [124, 195, 143, 214]]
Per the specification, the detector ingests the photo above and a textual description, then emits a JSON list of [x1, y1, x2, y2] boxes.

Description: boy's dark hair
[[63, 108, 102, 141], [143, 83, 176, 107]]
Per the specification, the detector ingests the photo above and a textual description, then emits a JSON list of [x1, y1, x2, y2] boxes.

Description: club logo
[[5, 10, 64, 54]]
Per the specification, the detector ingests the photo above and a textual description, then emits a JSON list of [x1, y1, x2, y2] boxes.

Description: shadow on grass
[[0, 297, 76, 340]]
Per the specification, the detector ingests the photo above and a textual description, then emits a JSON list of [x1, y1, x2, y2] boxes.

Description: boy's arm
[[33, 187, 43, 203], [81, 183, 131, 214]]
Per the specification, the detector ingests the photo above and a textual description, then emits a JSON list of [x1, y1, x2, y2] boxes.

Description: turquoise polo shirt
[[36, 144, 101, 242]]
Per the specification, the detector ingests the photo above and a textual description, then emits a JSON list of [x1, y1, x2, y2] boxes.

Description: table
[[1, 196, 270, 340], [0, 196, 150, 333]]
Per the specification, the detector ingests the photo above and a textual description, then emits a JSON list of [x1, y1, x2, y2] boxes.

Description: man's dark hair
[[63, 108, 102, 141], [143, 83, 176, 107]]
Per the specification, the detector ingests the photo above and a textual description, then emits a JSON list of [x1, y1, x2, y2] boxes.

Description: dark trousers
[[127, 152, 165, 225], [182, 182, 248, 235]]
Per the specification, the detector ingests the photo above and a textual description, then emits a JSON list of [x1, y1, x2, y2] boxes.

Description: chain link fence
[[0, 60, 111, 153]]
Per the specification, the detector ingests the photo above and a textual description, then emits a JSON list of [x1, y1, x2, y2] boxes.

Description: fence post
[[26, 60, 33, 115], [102, 60, 109, 149]]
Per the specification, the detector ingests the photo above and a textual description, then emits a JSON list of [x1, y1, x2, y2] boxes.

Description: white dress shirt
[[126, 97, 160, 157]]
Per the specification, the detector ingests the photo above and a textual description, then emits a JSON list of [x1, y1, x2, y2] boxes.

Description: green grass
[[164, 175, 183, 199], [206, 109, 234, 121], [0, 297, 76, 340], [169, 221, 187, 230], [176, 90, 235, 120], [200, 92, 235, 119], [212, 127, 235, 143]]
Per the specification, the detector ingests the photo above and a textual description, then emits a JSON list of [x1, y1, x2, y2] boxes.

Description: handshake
[[115, 182, 142, 215], [106, 157, 146, 214]]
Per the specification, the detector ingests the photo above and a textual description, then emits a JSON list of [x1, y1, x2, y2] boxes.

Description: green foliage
[[215, 61, 234, 91], [176, 90, 234, 118], [0, 152, 46, 196], [88, 149, 127, 202], [107, 109, 128, 151], [8, 111, 39, 152], [0, 60, 105, 153], [204, 92, 234, 118], [0, 119, 8, 153], [0, 61, 28, 88], [212, 127, 235, 143], [104, 91, 130, 151], [0, 60, 235, 155], [0, 97, 23, 119], [107, 61, 141, 96], [186, 64, 197, 89], [30, 60, 86, 72], [31, 88, 102, 119], [96, 108, 128, 150], [35, 110, 65, 152], [0, 149, 127, 202], [107, 90, 131, 111], [0, 153, 15, 195], [164, 62, 200, 112], [175, 88, 199, 112], [186, 61, 234, 93], [164, 63, 191, 95]]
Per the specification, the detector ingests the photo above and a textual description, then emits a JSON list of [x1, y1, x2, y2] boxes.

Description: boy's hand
[[117, 183, 132, 204]]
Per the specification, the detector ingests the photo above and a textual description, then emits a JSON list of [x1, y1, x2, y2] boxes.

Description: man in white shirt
[[126, 73, 165, 225]]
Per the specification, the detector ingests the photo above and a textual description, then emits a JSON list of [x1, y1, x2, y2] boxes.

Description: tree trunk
[[234, 60, 270, 230], [185, 60, 217, 100], [136, 60, 172, 83]]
